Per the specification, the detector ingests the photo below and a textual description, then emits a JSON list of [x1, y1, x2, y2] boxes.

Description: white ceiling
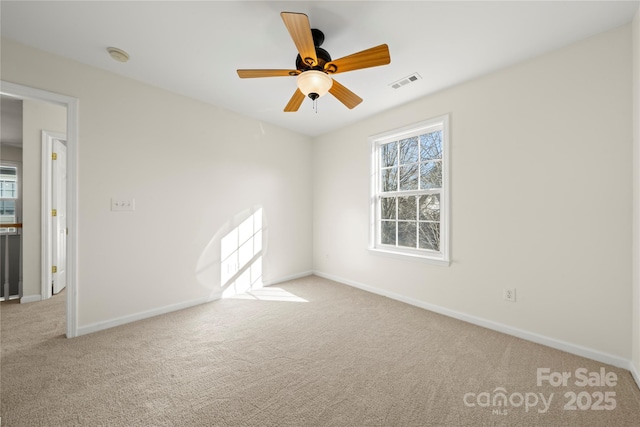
[[1, 1, 638, 137]]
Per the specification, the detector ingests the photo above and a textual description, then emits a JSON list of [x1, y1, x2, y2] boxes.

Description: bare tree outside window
[[375, 122, 445, 255]]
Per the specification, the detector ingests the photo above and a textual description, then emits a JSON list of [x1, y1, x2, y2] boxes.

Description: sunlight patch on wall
[[197, 206, 305, 302], [221, 208, 263, 297]]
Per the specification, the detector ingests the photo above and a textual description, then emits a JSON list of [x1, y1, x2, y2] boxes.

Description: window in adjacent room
[[0, 164, 19, 233], [369, 115, 450, 265]]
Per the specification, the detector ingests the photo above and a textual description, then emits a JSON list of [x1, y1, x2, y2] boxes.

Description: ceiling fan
[[237, 11, 391, 112]]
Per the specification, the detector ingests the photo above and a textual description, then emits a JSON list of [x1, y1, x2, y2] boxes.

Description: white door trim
[[41, 130, 66, 300], [1, 80, 79, 338]]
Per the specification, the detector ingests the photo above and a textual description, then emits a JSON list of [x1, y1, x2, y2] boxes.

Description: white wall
[[314, 25, 632, 361], [1, 38, 313, 330], [21, 100, 66, 299], [632, 7, 640, 381]]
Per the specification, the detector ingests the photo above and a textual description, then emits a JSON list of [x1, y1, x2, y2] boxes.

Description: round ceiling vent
[[107, 47, 130, 63]]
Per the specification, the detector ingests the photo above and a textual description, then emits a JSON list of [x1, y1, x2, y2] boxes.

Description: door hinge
[[52, 266, 57, 273], [52, 152, 57, 160], [52, 209, 57, 217]]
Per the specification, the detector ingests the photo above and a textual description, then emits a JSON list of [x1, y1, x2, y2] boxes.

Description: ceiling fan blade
[[237, 69, 299, 78], [324, 44, 391, 74], [329, 79, 362, 109], [281, 12, 318, 67], [284, 88, 306, 112]]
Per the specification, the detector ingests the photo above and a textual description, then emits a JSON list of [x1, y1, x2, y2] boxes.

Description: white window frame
[[369, 115, 450, 265]]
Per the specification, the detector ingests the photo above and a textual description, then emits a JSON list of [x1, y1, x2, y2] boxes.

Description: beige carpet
[[1, 275, 639, 426]]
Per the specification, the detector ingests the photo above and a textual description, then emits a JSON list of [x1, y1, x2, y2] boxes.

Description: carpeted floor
[[1, 275, 639, 426]]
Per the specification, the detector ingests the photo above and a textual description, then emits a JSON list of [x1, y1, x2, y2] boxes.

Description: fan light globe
[[296, 70, 333, 100]]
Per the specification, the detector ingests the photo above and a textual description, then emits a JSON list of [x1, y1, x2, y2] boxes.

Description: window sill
[[368, 247, 450, 266]]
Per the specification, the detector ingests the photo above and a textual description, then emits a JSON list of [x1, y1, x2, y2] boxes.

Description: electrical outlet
[[504, 288, 516, 302], [111, 198, 135, 212]]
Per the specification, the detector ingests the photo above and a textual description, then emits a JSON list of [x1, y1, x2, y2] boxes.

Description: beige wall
[[314, 25, 632, 361], [21, 100, 66, 299], [0, 145, 22, 162], [1, 38, 313, 330]]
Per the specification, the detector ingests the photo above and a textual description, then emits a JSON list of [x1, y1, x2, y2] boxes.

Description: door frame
[[1, 80, 79, 338], [41, 130, 67, 300]]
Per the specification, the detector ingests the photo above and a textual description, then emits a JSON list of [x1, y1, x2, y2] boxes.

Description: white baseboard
[[76, 271, 315, 337], [313, 271, 635, 374], [77, 294, 219, 336], [262, 270, 314, 287], [20, 294, 42, 304]]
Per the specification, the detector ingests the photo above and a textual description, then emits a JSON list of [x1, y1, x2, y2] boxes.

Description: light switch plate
[[111, 198, 135, 212]]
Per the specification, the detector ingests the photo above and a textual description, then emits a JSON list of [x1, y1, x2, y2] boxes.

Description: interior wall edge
[[631, 3, 640, 386]]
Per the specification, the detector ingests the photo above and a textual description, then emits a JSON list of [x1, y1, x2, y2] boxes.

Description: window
[[370, 115, 450, 264], [0, 164, 19, 233]]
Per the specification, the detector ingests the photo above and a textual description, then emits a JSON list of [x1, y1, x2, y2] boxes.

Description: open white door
[[52, 138, 67, 294]]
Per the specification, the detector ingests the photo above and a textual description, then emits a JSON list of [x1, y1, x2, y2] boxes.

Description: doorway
[[42, 131, 67, 299], [1, 81, 79, 338]]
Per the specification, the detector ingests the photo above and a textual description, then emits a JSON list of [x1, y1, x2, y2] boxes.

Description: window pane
[[0, 200, 15, 215], [400, 137, 419, 164], [419, 222, 440, 251], [381, 142, 397, 167], [381, 197, 396, 220], [398, 196, 417, 220], [0, 181, 16, 198], [398, 221, 417, 248], [381, 167, 397, 192], [420, 131, 442, 160], [0, 166, 17, 199], [420, 161, 442, 189], [0, 200, 16, 224], [419, 194, 440, 221], [399, 164, 419, 191], [381, 221, 396, 245]]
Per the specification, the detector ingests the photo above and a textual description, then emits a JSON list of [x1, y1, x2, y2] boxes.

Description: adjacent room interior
[[1, 1, 640, 425]]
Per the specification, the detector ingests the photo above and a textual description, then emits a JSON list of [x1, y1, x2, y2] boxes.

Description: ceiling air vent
[[390, 73, 421, 89]]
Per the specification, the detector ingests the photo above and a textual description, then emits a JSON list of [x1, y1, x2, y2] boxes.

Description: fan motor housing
[[296, 48, 331, 71], [296, 29, 331, 71]]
